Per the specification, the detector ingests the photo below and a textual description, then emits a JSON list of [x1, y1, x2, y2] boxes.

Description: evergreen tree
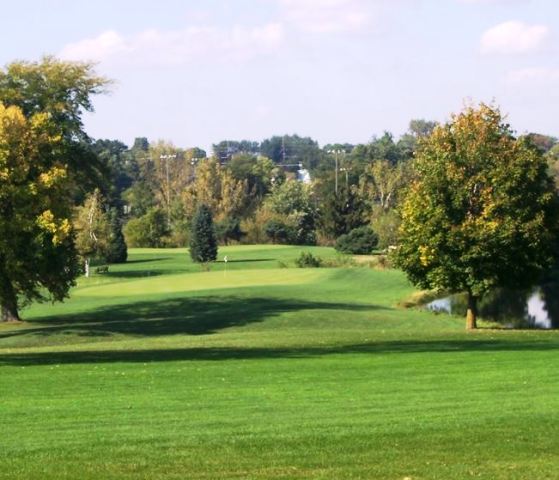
[[189, 204, 218, 263], [106, 208, 128, 264]]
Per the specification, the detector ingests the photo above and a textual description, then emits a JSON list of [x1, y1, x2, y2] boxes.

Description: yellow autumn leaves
[[0, 102, 72, 246], [36, 210, 72, 245]]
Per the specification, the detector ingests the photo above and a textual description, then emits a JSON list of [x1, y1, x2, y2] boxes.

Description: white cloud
[[480, 20, 549, 55], [59, 23, 285, 66], [279, 0, 372, 34], [507, 67, 559, 84]]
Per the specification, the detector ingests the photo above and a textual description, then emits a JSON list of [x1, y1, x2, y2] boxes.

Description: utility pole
[[160, 154, 177, 229], [327, 149, 344, 195]]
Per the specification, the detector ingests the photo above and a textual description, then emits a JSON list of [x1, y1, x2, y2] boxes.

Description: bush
[[166, 219, 190, 248], [216, 217, 244, 245], [264, 219, 295, 244], [264, 215, 316, 246], [123, 208, 168, 248], [295, 251, 322, 268], [335, 226, 378, 254]]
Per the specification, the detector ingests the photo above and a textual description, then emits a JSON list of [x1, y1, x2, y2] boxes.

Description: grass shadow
[[122, 258, 171, 264], [0, 296, 379, 340], [216, 258, 274, 263], [104, 270, 167, 279], [1, 339, 558, 366]]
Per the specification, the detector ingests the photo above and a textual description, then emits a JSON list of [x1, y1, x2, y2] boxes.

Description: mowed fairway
[[1, 245, 558, 480]]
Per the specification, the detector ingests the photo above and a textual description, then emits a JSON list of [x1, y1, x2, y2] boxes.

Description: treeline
[[88, 125, 559, 256], [3, 56, 558, 321]]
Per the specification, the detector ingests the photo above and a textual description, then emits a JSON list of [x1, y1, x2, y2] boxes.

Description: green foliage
[[316, 185, 367, 240], [74, 189, 112, 275], [408, 119, 438, 138], [123, 182, 156, 217], [264, 180, 317, 245], [395, 103, 559, 326], [371, 208, 401, 249], [0, 57, 111, 196], [106, 209, 128, 264], [212, 139, 259, 162], [215, 217, 244, 245], [91, 139, 132, 209], [124, 208, 168, 248], [335, 226, 379, 254], [0, 103, 79, 320], [264, 219, 295, 244], [189, 204, 218, 263], [260, 134, 323, 170], [294, 251, 323, 267]]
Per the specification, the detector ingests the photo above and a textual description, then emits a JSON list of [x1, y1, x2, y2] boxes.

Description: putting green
[[76, 268, 327, 297]]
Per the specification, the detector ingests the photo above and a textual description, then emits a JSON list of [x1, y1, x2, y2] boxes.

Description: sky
[[1, 0, 558, 153]]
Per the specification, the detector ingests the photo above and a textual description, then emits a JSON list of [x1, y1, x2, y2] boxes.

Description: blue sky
[[2, 0, 558, 152]]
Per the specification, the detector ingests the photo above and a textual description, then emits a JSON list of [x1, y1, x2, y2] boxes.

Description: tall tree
[[189, 204, 218, 263], [0, 57, 108, 321], [260, 134, 323, 170], [0, 104, 78, 321], [359, 160, 410, 212], [91, 139, 131, 209], [74, 189, 111, 277], [316, 183, 367, 240], [395, 104, 558, 329], [106, 208, 128, 264], [182, 159, 246, 221], [0, 57, 110, 197], [123, 208, 168, 248]]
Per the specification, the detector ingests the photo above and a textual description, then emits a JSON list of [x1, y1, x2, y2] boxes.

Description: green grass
[[1, 245, 558, 479]]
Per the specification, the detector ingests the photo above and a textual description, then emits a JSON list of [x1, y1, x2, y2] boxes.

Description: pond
[[426, 286, 559, 329]]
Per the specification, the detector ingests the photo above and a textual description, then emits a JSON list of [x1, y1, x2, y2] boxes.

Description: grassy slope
[[0, 245, 558, 479]]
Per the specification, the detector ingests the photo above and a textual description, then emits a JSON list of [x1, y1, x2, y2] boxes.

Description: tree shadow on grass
[[103, 270, 167, 279], [216, 258, 274, 263], [123, 258, 171, 264], [1, 338, 558, 366], [0, 296, 379, 340]]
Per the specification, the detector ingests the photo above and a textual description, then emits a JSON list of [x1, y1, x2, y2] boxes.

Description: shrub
[[295, 251, 322, 268], [216, 217, 244, 245], [264, 219, 295, 244], [123, 208, 168, 248], [335, 226, 378, 254]]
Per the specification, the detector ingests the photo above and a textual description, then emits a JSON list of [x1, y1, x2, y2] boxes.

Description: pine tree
[[106, 208, 128, 264], [189, 204, 218, 263]]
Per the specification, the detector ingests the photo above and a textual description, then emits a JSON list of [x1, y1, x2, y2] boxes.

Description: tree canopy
[[395, 104, 558, 329], [0, 104, 78, 320], [0, 58, 109, 321]]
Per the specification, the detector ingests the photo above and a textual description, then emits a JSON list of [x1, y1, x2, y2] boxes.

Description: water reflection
[[426, 286, 558, 329]]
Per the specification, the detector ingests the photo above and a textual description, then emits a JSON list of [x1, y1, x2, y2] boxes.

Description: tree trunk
[[466, 291, 478, 330], [1, 303, 20, 322], [85, 258, 90, 278], [1, 285, 20, 322]]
